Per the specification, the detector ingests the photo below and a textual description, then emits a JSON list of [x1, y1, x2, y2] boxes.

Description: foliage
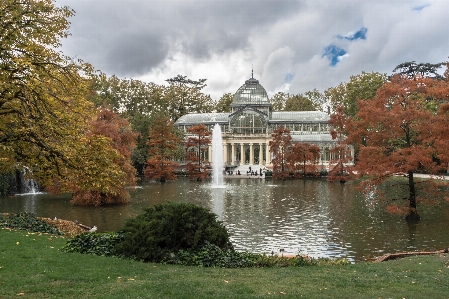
[[216, 93, 233, 113], [284, 94, 317, 111], [185, 124, 211, 181], [392, 61, 447, 80], [342, 74, 449, 220], [288, 143, 321, 177], [0, 212, 62, 235], [270, 90, 324, 112], [324, 72, 386, 116], [253, 253, 350, 268], [165, 75, 214, 121], [328, 106, 354, 182], [0, 0, 134, 205], [116, 202, 230, 262], [68, 107, 137, 205], [61, 232, 124, 257], [269, 126, 292, 179], [269, 92, 288, 111], [269, 127, 321, 178], [166, 242, 258, 268], [0, 0, 97, 185], [144, 115, 181, 182], [0, 172, 12, 196]]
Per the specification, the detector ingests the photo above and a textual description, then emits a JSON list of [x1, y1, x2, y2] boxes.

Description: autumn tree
[[269, 126, 292, 179], [145, 115, 182, 182], [0, 0, 131, 201], [288, 143, 321, 177], [328, 106, 354, 183], [67, 107, 137, 205], [343, 75, 449, 221], [185, 124, 211, 181]]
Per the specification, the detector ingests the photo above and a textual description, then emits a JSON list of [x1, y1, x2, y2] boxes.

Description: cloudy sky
[[56, 0, 449, 101]]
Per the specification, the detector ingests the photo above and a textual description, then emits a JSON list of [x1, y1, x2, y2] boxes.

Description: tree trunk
[[405, 171, 420, 222]]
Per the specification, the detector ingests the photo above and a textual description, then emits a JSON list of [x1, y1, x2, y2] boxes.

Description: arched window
[[230, 110, 266, 134]]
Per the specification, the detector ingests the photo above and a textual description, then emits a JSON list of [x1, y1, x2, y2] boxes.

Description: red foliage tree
[[328, 106, 354, 183], [288, 143, 321, 177], [145, 115, 181, 182], [269, 126, 293, 179], [185, 124, 211, 181], [343, 75, 449, 221]]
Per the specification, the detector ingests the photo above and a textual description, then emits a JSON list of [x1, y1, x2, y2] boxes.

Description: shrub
[[115, 202, 231, 262], [0, 212, 62, 235], [166, 242, 258, 268], [61, 232, 124, 257]]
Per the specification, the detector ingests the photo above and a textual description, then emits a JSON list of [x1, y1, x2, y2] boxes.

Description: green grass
[[1, 228, 448, 299]]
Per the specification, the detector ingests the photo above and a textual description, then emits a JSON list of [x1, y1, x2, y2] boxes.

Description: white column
[[265, 142, 271, 165], [258, 143, 263, 165], [223, 143, 227, 165], [249, 143, 254, 165], [240, 143, 245, 164], [231, 143, 235, 165]]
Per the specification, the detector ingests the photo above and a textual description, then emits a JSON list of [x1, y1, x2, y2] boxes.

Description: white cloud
[[56, 0, 449, 102]]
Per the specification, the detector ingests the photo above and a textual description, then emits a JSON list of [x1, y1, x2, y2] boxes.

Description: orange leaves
[[145, 115, 181, 182]]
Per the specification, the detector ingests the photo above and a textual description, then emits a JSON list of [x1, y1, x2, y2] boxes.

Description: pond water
[[1, 178, 448, 262]]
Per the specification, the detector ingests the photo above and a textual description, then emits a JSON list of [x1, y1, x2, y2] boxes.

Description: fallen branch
[[374, 248, 449, 262]]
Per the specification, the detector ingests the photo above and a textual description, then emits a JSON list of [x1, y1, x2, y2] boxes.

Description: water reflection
[[1, 178, 448, 262]]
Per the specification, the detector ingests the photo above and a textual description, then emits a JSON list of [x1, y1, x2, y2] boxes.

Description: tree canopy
[[144, 115, 181, 182], [0, 0, 139, 204], [341, 74, 449, 221]]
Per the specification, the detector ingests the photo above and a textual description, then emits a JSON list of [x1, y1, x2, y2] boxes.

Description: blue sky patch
[[413, 4, 430, 11], [338, 27, 367, 41], [323, 45, 347, 67], [284, 73, 294, 83]]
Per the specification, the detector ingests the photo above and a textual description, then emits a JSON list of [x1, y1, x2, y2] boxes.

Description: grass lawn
[[0, 227, 448, 299]]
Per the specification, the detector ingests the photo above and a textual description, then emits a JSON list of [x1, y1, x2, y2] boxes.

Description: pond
[[1, 177, 448, 262]]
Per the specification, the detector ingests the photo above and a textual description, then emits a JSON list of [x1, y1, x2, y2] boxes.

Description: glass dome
[[231, 75, 270, 106]]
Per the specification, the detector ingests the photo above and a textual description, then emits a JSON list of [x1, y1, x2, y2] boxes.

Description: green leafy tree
[[324, 72, 386, 116], [270, 92, 288, 111], [392, 61, 447, 80], [284, 94, 317, 111], [165, 75, 214, 120], [216, 93, 233, 113]]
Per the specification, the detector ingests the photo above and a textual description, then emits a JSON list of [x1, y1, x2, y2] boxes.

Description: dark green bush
[[166, 242, 258, 268], [0, 212, 62, 235], [115, 202, 231, 262], [61, 232, 124, 257]]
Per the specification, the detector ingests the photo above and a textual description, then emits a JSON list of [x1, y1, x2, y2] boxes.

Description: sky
[[56, 0, 449, 102]]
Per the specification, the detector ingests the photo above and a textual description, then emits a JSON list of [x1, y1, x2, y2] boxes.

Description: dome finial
[[251, 65, 254, 78]]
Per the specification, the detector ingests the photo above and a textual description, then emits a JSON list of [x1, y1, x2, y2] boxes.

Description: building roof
[[291, 134, 334, 143], [174, 113, 228, 125], [270, 111, 330, 123], [231, 74, 270, 106]]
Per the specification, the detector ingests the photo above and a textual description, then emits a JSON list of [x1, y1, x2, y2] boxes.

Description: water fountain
[[211, 123, 224, 187]]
